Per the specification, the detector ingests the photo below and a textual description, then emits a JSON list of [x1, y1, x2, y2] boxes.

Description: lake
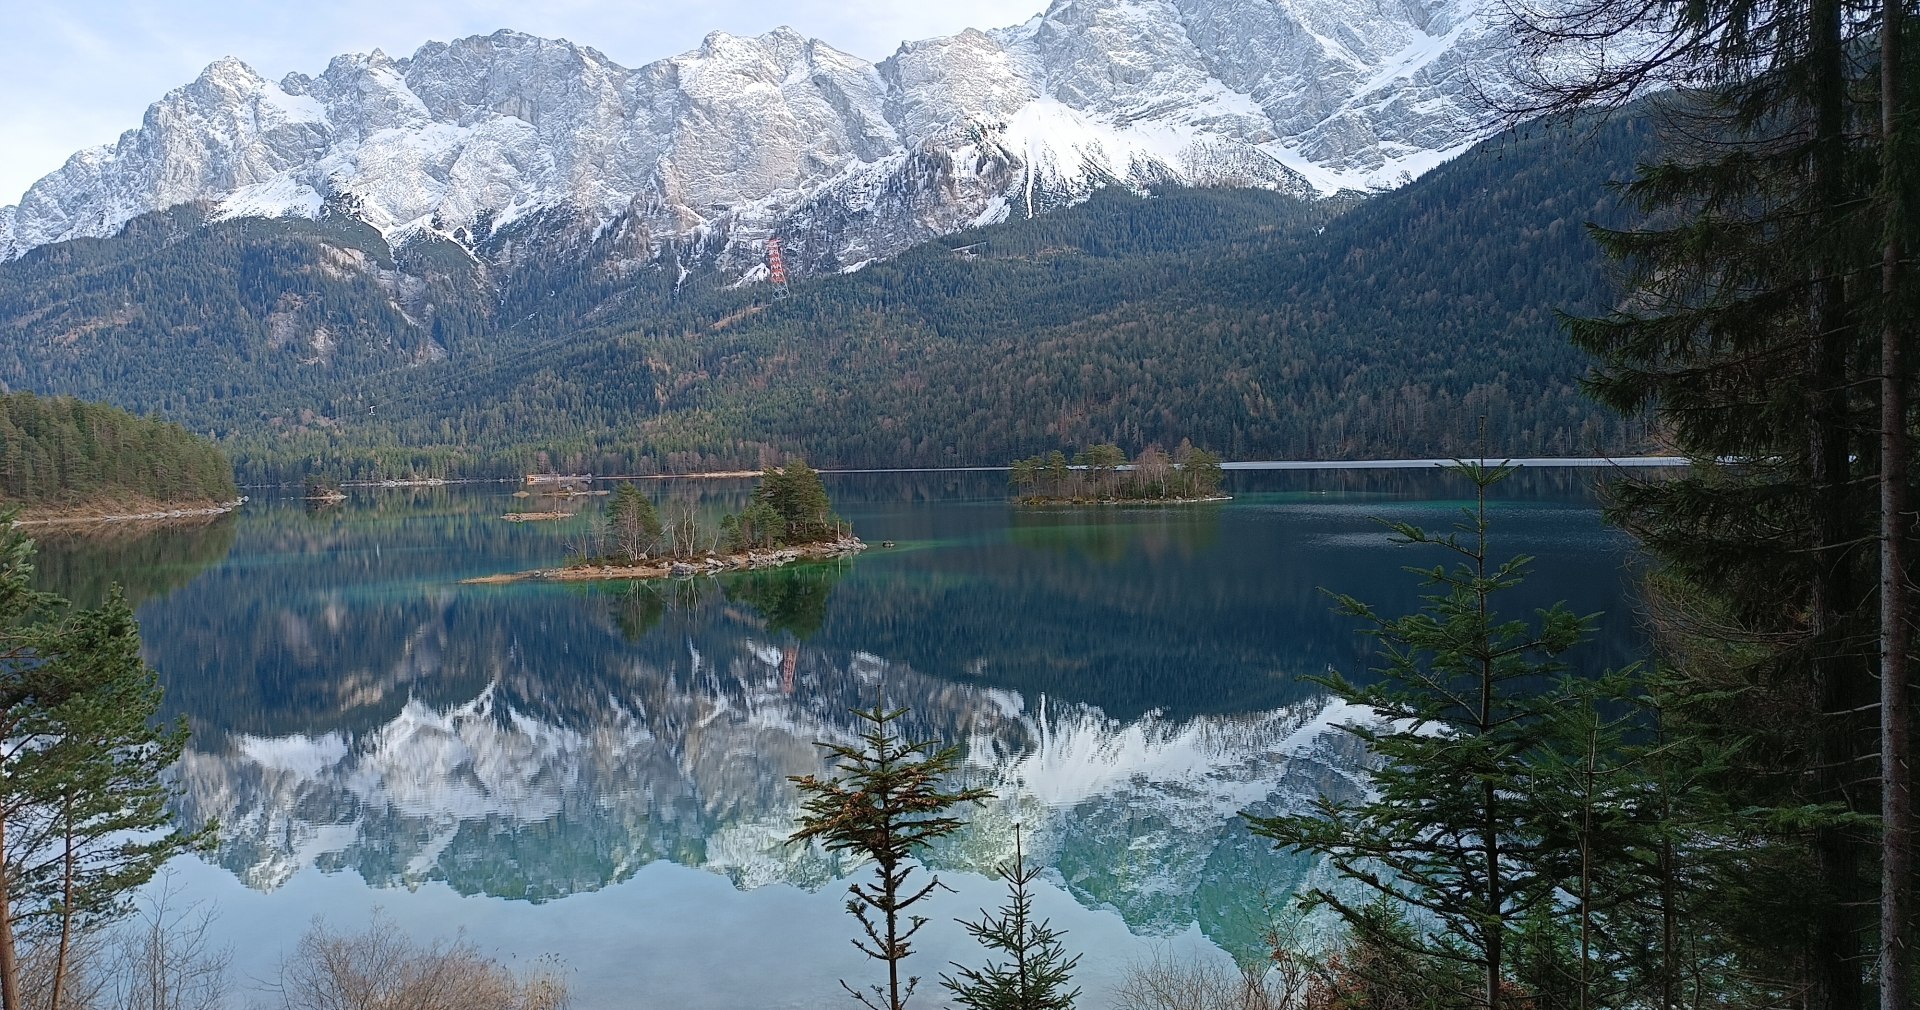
[[30, 465, 1653, 1009]]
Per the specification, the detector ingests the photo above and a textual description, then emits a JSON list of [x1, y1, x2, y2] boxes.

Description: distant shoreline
[[596, 470, 765, 481], [822, 456, 1690, 474], [245, 456, 1690, 491], [1015, 494, 1233, 507], [1217, 455, 1690, 470], [9, 498, 246, 527]]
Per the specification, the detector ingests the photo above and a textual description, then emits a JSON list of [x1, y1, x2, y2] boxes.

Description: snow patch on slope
[[1, 0, 1513, 270]]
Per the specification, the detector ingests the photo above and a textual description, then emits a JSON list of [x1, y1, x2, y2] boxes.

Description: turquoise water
[[33, 466, 1651, 1008]]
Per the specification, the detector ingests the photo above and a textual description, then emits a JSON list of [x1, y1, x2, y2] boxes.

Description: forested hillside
[[0, 206, 492, 420], [0, 392, 237, 511], [0, 110, 1658, 481]]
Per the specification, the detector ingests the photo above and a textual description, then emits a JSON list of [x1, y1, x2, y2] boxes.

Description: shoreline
[[502, 511, 574, 523], [340, 477, 454, 488], [242, 456, 1692, 492], [597, 470, 765, 481], [1014, 494, 1233, 506], [10, 498, 247, 527], [463, 537, 867, 584]]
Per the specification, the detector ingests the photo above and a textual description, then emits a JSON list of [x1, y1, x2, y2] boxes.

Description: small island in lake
[[469, 460, 864, 584], [303, 475, 348, 503], [1010, 442, 1227, 505]]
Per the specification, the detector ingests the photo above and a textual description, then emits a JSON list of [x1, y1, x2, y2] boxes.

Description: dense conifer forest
[[0, 392, 238, 510], [0, 110, 1657, 481]]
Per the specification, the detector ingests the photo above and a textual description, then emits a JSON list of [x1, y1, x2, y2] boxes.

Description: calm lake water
[[32, 467, 1652, 1009]]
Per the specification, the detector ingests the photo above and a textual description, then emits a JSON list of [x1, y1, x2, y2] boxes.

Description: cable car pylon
[[766, 237, 791, 300]]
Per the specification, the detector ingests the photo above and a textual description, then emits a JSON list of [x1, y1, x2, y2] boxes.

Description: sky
[[0, 0, 1048, 205]]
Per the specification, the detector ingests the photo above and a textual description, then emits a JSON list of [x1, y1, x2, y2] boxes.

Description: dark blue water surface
[[31, 466, 1654, 1009]]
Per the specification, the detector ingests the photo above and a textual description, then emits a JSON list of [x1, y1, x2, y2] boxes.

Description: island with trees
[[1009, 442, 1226, 505], [468, 461, 864, 584], [0, 392, 241, 524]]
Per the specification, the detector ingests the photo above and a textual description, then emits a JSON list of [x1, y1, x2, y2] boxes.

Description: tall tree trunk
[[1579, 725, 1595, 1010], [1484, 788, 1503, 1010], [0, 815, 20, 1010], [1476, 481, 1503, 1010], [1879, 4, 1913, 1008], [1807, 1, 1868, 1006], [888, 884, 902, 1010], [51, 793, 77, 1010]]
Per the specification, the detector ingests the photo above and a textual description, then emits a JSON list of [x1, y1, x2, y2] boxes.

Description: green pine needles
[[789, 705, 994, 1010], [0, 515, 209, 1007], [941, 825, 1081, 1010], [1244, 461, 1597, 1010]]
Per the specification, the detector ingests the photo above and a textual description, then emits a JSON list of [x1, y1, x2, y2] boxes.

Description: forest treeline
[[0, 108, 1657, 482], [0, 392, 237, 510]]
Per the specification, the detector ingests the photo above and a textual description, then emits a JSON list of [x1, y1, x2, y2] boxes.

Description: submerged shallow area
[[34, 466, 1653, 1008]]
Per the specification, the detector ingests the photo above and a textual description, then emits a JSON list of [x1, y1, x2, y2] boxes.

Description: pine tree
[[0, 518, 206, 1009], [1506, 0, 1919, 1001], [1244, 462, 1595, 1010], [789, 706, 994, 1010], [941, 825, 1081, 1010], [605, 484, 663, 561], [1179, 449, 1224, 498]]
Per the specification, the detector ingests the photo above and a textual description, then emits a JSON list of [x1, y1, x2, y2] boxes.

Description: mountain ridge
[[0, 0, 1515, 276], [0, 105, 1656, 480]]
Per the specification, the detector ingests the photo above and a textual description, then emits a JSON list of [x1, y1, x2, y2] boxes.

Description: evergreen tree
[[1043, 453, 1071, 500], [1244, 463, 1596, 1010], [1504, 0, 1920, 997], [754, 460, 835, 543], [789, 706, 994, 1010], [605, 484, 663, 561], [1179, 449, 1224, 498], [941, 825, 1081, 1010], [0, 518, 206, 1009]]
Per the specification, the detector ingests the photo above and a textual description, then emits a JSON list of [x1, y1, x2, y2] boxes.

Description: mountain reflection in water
[[29, 468, 1651, 992], [172, 626, 1367, 956]]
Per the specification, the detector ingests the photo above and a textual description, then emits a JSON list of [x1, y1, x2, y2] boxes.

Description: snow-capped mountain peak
[[0, 0, 1515, 269]]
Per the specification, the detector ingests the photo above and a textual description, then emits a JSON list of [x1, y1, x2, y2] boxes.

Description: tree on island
[[1172, 447, 1223, 499], [789, 706, 993, 1010], [606, 484, 664, 562], [0, 393, 236, 512], [723, 461, 844, 551], [1071, 445, 1127, 499], [0, 516, 207, 1009], [1009, 443, 1224, 502], [302, 475, 343, 500], [1132, 446, 1173, 499]]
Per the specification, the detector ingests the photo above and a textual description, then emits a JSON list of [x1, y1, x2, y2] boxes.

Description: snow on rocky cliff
[[0, 0, 1515, 271]]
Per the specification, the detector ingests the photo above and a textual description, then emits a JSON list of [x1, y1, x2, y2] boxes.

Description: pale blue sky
[[0, 0, 1048, 205]]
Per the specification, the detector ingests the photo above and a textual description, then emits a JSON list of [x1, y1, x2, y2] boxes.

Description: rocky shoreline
[[463, 537, 868, 584], [501, 511, 573, 523]]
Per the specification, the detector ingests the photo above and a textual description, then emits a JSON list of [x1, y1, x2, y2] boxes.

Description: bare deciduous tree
[[275, 913, 567, 1010], [1113, 953, 1297, 1010], [97, 876, 230, 1010]]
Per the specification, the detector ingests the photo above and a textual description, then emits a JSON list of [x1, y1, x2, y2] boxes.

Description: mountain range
[[2, 0, 1514, 275], [0, 0, 1655, 476]]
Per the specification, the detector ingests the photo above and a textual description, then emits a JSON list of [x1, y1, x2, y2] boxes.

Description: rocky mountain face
[[0, 0, 1513, 278]]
